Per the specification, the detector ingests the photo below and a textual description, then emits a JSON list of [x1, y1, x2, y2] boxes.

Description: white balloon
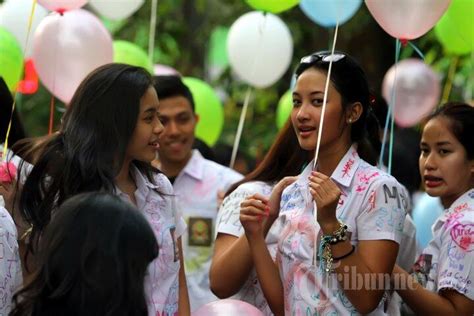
[[227, 11, 293, 88], [0, 0, 48, 57], [89, 0, 145, 20]]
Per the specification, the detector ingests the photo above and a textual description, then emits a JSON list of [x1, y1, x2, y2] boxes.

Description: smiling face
[[291, 68, 350, 152], [419, 116, 474, 207], [156, 96, 197, 165], [125, 86, 164, 163]]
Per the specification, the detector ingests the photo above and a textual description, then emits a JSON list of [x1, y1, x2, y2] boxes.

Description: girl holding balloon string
[[14, 64, 190, 316], [391, 102, 474, 315], [240, 51, 407, 315]]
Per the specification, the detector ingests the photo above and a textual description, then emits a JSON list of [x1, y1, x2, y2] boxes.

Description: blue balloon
[[412, 193, 444, 249], [299, 0, 362, 28]]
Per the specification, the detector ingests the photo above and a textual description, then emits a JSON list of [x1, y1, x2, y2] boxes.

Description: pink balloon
[[193, 299, 264, 316], [382, 59, 440, 128], [38, 0, 88, 12], [33, 9, 113, 103], [365, 0, 451, 40], [153, 64, 180, 76]]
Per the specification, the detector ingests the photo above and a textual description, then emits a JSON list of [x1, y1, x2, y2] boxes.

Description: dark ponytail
[[295, 51, 381, 165]]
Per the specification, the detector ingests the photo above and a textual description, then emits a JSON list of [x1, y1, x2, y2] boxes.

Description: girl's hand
[[240, 194, 269, 238], [268, 176, 297, 219], [308, 171, 340, 226]]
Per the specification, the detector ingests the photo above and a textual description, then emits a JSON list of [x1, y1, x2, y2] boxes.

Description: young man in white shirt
[[153, 76, 243, 311]]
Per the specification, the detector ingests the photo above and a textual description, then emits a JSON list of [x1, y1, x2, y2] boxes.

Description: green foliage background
[[4, 0, 473, 161]]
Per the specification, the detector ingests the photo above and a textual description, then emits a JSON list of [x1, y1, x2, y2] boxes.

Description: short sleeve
[[357, 179, 407, 244], [437, 213, 474, 300], [216, 182, 270, 238]]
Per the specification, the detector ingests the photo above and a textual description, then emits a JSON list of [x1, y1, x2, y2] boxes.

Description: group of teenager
[[0, 50, 473, 316]]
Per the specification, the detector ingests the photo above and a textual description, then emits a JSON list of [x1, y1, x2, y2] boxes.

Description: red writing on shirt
[[341, 159, 354, 178], [451, 223, 474, 252]]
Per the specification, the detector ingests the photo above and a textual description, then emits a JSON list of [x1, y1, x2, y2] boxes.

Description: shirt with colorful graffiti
[[275, 145, 407, 315]]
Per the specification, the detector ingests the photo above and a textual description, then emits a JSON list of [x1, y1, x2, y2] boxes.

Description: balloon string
[[408, 41, 425, 60], [148, 0, 158, 65], [379, 39, 401, 173], [2, 0, 37, 162], [229, 14, 267, 169], [441, 56, 459, 104], [229, 86, 252, 169], [48, 96, 55, 135], [312, 21, 340, 267]]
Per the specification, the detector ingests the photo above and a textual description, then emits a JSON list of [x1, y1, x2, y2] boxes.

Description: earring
[[348, 118, 352, 123]]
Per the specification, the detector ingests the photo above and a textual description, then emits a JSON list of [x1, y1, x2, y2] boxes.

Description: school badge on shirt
[[188, 217, 213, 247]]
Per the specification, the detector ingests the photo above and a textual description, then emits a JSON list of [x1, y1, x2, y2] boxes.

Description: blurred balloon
[[0, 27, 23, 91], [300, 0, 362, 28], [193, 299, 264, 316], [382, 59, 440, 128], [89, 0, 145, 20], [154, 64, 179, 76], [412, 192, 443, 249], [365, 0, 451, 40], [182, 77, 224, 146], [435, 0, 474, 55], [227, 11, 293, 88], [0, 0, 48, 57], [245, 0, 299, 13], [207, 26, 229, 80], [33, 9, 113, 103], [17, 59, 39, 94], [113, 40, 153, 73], [276, 90, 293, 129], [38, 0, 88, 11]]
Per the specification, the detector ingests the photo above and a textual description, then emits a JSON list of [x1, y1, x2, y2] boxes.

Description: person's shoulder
[[0, 206, 17, 238], [202, 157, 243, 180], [357, 161, 403, 189], [233, 181, 272, 195]]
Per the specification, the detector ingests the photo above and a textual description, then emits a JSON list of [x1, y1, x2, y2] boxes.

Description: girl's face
[[291, 68, 348, 152], [420, 117, 474, 207], [126, 86, 164, 163]]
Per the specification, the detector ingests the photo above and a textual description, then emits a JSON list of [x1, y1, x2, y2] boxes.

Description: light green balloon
[[113, 40, 153, 72], [276, 90, 293, 129], [245, 0, 300, 13], [182, 77, 224, 146], [0, 27, 23, 91], [208, 26, 229, 67], [435, 0, 473, 55]]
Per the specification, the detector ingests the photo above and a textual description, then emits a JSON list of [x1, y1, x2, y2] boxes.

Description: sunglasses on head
[[299, 52, 346, 65]]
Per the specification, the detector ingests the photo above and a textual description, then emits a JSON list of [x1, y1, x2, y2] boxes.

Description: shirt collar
[[180, 149, 205, 181], [437, 188, 474, 225], [115, 164, 160, 197], [297, 144, 360, 188]]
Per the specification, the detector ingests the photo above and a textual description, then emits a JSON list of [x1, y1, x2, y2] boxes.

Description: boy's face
[[157, 96, 197, 164]]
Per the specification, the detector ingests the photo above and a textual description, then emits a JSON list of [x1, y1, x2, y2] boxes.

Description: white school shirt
[[216, 181, 275, 315], [115, 166, 187, 316], [411, 188, 474, 301], [275, 145, 407, 316], [171, 150, 242, 311], [0, 206, 22, 316]]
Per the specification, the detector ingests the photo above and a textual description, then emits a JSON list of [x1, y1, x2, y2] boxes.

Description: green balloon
[[245, 0, 300, 13], [0, 27, 23, 91], [435, 0, 473, 55], [113, 40, 153, 72], [276, 90, 293, 129], [182, 77, 224, 146], [208, 26, 229, 68]]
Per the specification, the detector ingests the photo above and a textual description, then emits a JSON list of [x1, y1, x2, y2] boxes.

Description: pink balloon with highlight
[[154, 64, 180, 76], [38, 0, 88, 12], [365, 0, 451, 40], [193, 299, 264, 316], [32, 9, 113, 104], [382, 59, 440, 128]]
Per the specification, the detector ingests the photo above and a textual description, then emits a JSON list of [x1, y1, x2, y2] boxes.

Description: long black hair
[[10, 192, 158, 316], [225, 119, 312, 196], [18, 63, 160, 256], [295, 51, 381, 165]]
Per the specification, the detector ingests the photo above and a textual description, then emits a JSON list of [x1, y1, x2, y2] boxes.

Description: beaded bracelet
[[319, 221, 349, 273]]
